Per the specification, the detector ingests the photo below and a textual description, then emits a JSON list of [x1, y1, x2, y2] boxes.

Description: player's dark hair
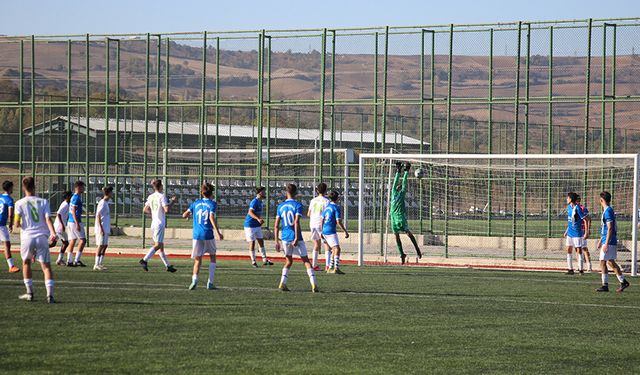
[[256, 186, 266, 195], [201, 183, 213, 198], [600, 191, 612, 205], [151, 179, 163, 190], [62, 191, 72, 200], [328, 190, 339, 202], [576, 194, 581, 202], [567, 192, 578, 203], [316, 182, 327, 195], [286, 183, 297, 196], [73, 180, 85, 189], [2, 180, 13, 192], [102, 186, 114, 196], [22, 176, 35, 192]]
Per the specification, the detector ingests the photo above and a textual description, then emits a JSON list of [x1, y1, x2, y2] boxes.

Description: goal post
[[358, 153, 640, 276]]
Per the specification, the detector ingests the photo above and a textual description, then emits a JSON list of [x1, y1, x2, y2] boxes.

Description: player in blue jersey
[[244, 186, 273, 267], [576, 195, 593, 272], [66, 181, 87, 267], [274, 183, 318, 293], [563, 192, 590, 275], [183, 183, 223, 290], [321, 191, 350, 274], [596, 191, 630, 293], [0, 180, 19, 273]]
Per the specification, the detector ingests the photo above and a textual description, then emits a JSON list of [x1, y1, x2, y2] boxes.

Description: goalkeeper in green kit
[[391, 161, 422, 264]]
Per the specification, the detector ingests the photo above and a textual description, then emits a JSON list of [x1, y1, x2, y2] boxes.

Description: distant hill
[[1, 39, 640, 130]]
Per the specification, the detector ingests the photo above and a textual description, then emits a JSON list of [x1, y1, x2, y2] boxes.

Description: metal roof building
[[25, 116, 429, 151]]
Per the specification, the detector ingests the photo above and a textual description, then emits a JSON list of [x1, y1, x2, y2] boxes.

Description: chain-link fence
[[0, 19, 639, 237]]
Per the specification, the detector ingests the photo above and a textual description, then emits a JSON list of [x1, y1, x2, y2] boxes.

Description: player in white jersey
[[307, 183, 330, 271], [139, 179, 177, 272], [0, 180, 19, 273], [54, 191, 72, 266], [93, 186, 112, 271], [14, 177, 57, 303]]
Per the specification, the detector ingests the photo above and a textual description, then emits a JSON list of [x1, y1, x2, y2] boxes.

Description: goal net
[[357, 153, 640, 275]]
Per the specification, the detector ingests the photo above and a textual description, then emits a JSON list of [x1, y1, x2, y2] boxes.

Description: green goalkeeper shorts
[[391, 216, 409, 234]]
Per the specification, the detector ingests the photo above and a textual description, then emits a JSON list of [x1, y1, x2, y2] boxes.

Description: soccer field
[[1, 258, 638, 374]]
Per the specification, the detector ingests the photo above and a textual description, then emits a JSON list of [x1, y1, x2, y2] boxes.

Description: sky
[[1, 0, 639, 35]]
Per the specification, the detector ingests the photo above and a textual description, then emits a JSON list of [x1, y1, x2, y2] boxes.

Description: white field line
[[0, 278, 638, 310]]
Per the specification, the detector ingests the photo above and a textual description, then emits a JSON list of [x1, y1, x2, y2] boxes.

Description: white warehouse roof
[[26, 116, 429, 147]]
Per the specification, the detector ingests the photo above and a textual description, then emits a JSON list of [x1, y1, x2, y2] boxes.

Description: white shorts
[[67, 223, 86, 240], [0, 226, 9, 242], [20, 235, 50, 263], [324, 233, 340, 248], [55, 230, 68, 242], [310, 227, 322, 241], [152, 225, 165, 243], [599, 244, 617, 261], [244, 227, 263, 242], [282, 240, 308, 258], [566, 236, 583, 249], [95, 231, 109, 246], [191, 239, 217, 258], [579, 238, 588, 248]]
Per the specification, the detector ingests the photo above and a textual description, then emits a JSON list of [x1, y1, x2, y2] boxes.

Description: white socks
[[45, 279, 54, 297], [7, 257, 14, 268], [325, 250, 331, 268], [250, 249, 256, 263], [306, 267, 316, 287], [208, 263, 217, 284], [74, 251, 83, 263], [566, 254, 573, 270], [192, 274, 198, 284], [56, 253, 64, 263], [95, 254, 104, 266], [24, 279, 33, 294], [23, 278, 53, 297], [578, 254, 584, 272], [601, 271, 624, 285], [143, 247, 156, 262], [260, 247, 267, 262], [312, 250, 319, 268], [159, 252, 170, 267], [334, 255, 340, 270], [67, 252, 74, 264], [280, 268, 289, 285]]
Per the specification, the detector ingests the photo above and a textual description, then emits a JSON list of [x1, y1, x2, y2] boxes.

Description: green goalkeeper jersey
[[390, 171, 408, 220]]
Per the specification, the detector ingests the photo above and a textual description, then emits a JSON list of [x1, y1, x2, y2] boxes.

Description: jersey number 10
[[281, 210, 295, 227]]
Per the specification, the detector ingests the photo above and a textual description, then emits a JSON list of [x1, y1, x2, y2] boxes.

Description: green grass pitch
[[1, 258, 639, 374]]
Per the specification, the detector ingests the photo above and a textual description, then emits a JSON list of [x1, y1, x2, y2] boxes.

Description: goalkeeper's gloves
[[403, 162, 411, 172], [395, 161, 403, 172]]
